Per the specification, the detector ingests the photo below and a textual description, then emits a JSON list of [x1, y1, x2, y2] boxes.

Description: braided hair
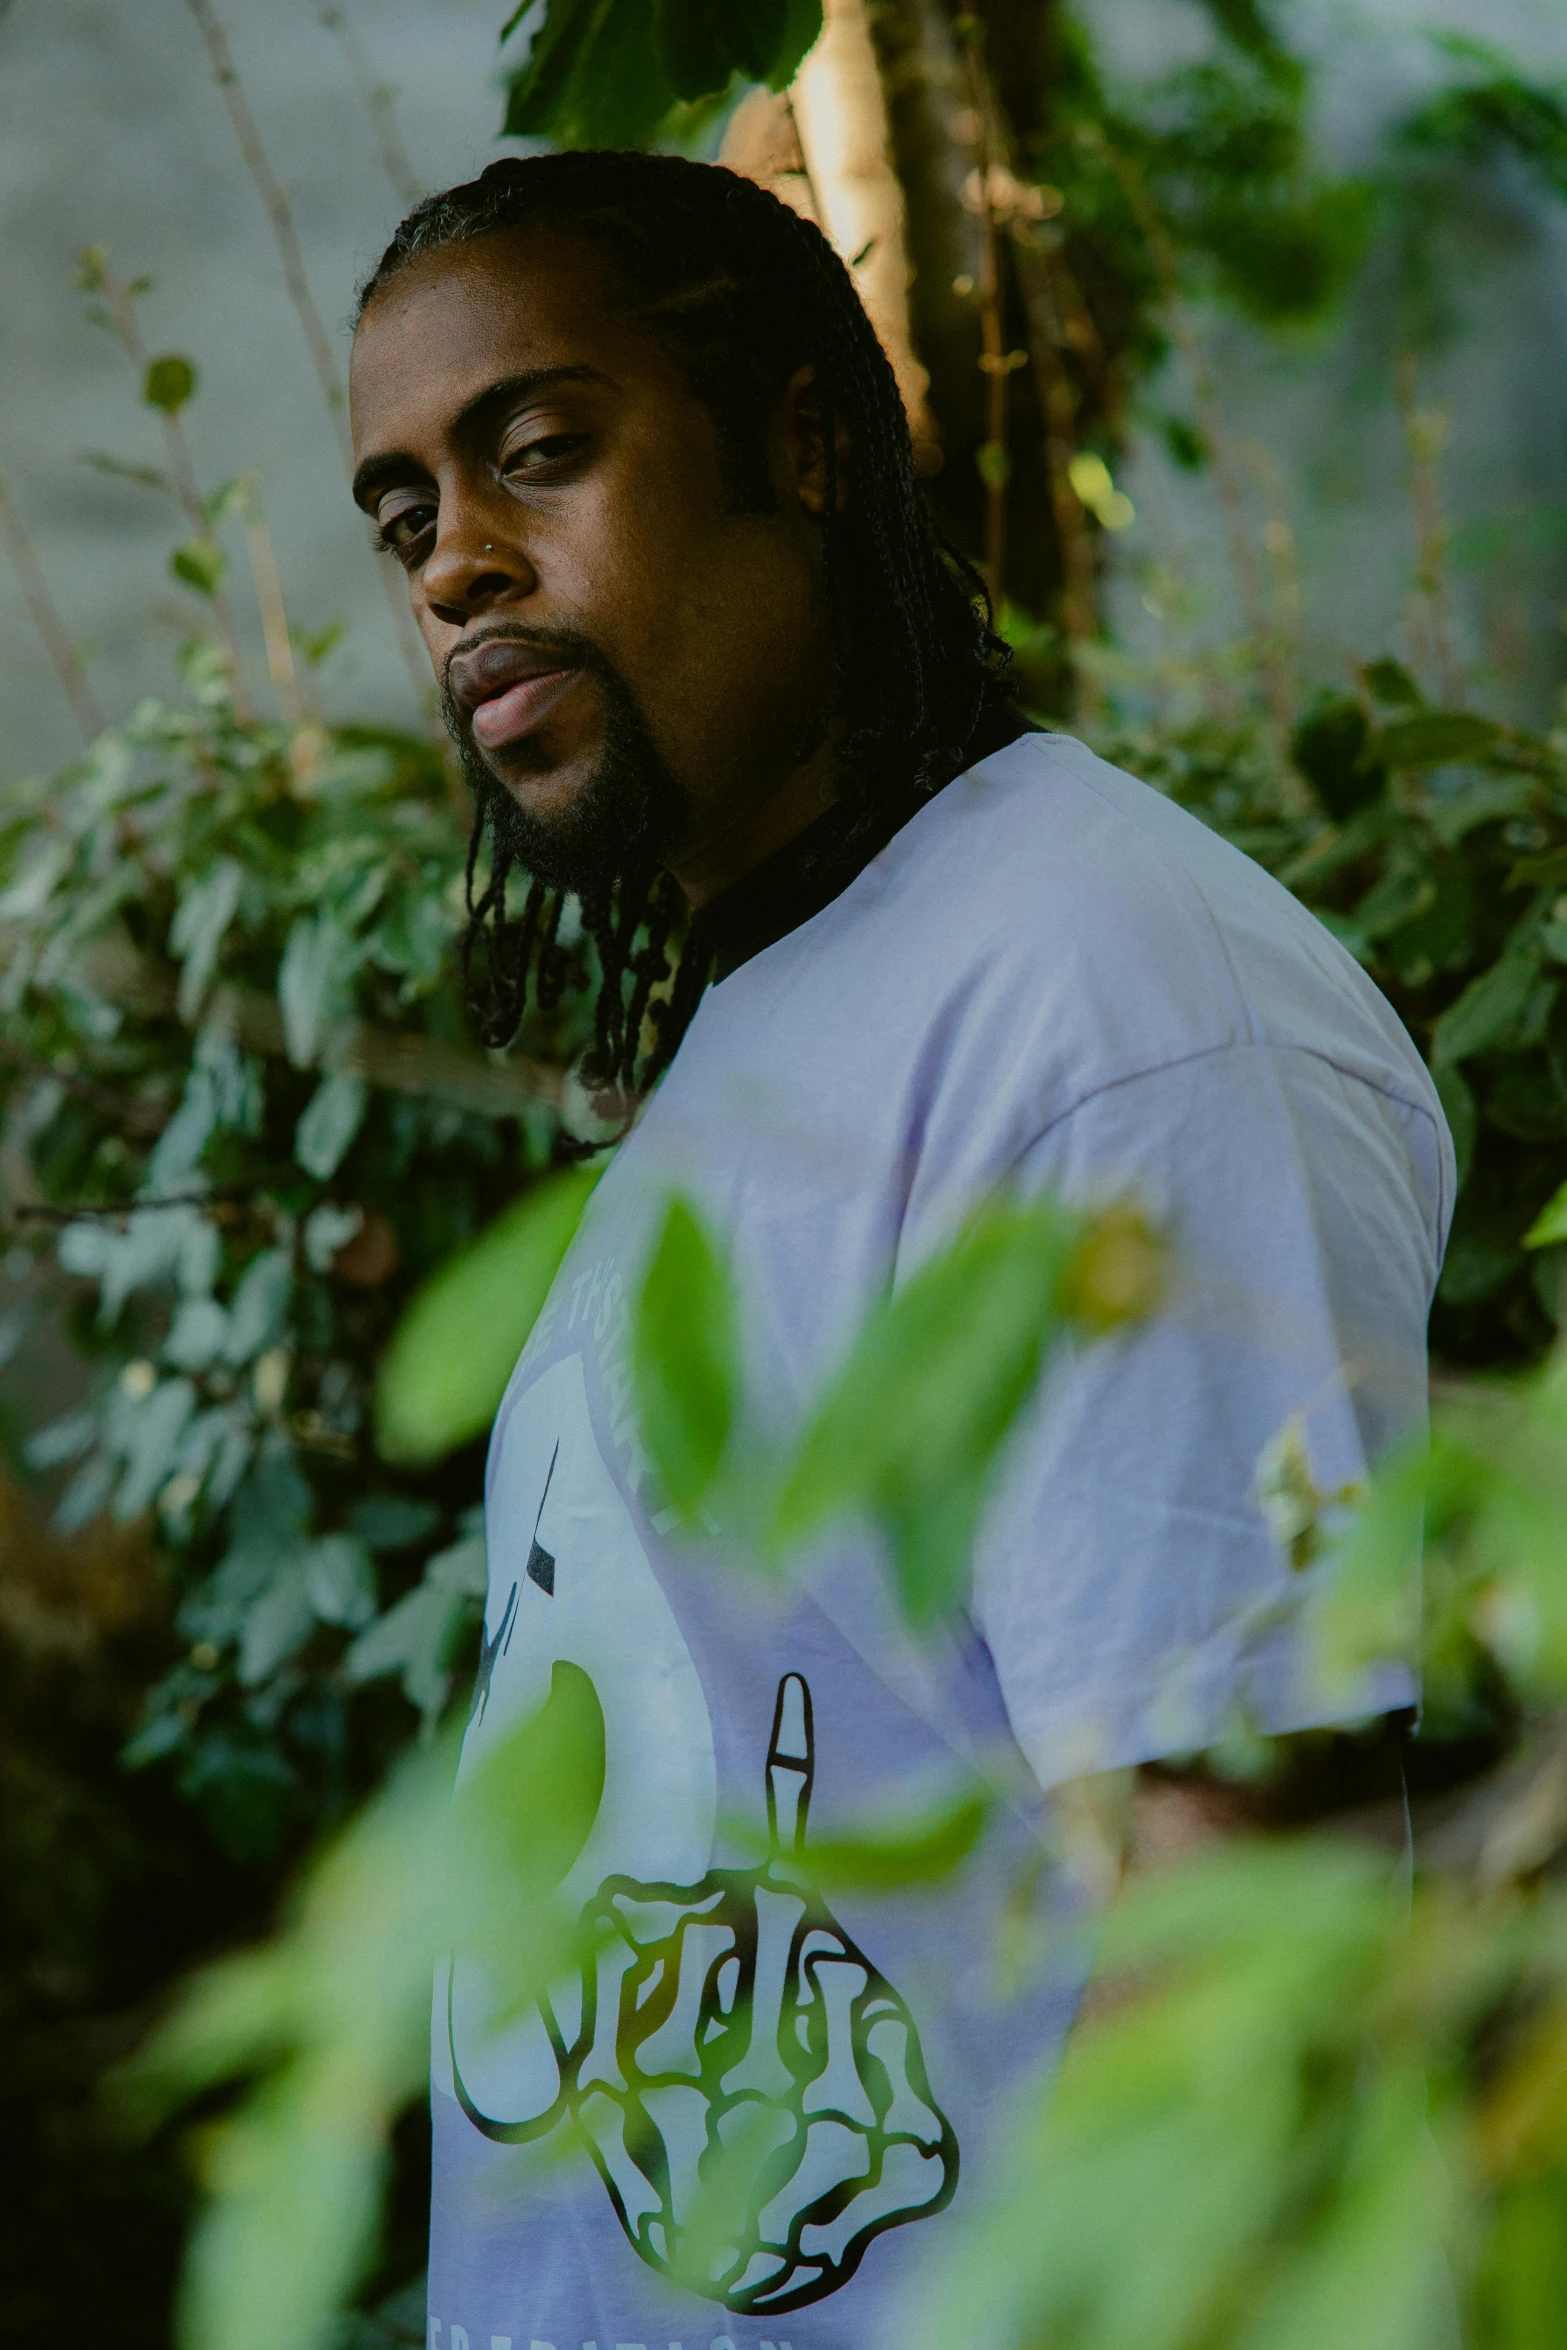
[[358, 150, 1010, 1092]]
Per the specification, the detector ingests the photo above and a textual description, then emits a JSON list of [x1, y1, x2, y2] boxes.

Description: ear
[[781, 363, 852, 518]]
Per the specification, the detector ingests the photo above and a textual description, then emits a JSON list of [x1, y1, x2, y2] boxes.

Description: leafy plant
[[125, 1161, 1567, 2350], [499, 0, 823, 149], [120, 1180, 1165, 2350], [0, 651, 616, 1852], [1093, 662, 1567, 1370]]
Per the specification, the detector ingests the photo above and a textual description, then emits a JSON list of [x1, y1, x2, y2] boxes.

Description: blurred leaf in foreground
[[726, 1777, 993, 1893], [905, 1841, 1462, 2350], [499, 0, 821, 145], [772, 1198, 1163, 1627], [118, 1660, 605, 2350], [631, 1193, 738, 1524], [376, 1164, 601, 1464], [1523, 1177, 1567, 1249]]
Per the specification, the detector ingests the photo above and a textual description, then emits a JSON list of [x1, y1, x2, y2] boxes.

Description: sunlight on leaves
[[773, 1197, 1163, 1627], [118, 1662, 605, 2350]]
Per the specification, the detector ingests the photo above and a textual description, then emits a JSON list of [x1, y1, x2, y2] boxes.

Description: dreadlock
[[359, 149, 1011, 1093]]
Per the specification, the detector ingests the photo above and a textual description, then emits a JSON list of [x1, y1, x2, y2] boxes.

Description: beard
[[442, 627, 691, 899]]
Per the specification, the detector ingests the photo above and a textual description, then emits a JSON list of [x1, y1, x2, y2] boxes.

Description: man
[[350, 152, 1450, 2348]]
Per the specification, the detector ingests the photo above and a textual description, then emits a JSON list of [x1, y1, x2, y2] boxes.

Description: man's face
[[349, 228, 833, 895]]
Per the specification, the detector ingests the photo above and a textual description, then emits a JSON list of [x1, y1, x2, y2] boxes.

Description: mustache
[[440, 621, 612, 719]]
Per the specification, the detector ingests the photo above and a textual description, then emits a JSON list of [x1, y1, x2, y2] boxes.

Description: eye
[[499, 431, 590, 485], [370, 493, 436, 561]]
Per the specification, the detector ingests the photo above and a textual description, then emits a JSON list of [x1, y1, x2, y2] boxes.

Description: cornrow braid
[[359, 150, 1012, 1097]]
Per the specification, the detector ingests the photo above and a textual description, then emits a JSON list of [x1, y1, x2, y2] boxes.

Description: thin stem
[[951, 37, 1098, 684], [180, 0, 441, 712], [960, 29, 1008, 610], [98, 264, 255, 722], [241, 492, 305, 724], [1395, 351, 1462, 706], [318, 2, 423, 209], [0, 474, 105, 743], [1240, 439, 1303, 715], [1013, 244, 1099, 664], [183, 0, 351, 468], [1086, 126, 1292, 733]]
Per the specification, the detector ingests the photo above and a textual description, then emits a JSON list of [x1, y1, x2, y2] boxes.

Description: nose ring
[[483, 542, 494, 551]]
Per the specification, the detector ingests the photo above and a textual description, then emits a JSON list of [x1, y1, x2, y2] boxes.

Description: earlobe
[[785, 362, 852, 519]]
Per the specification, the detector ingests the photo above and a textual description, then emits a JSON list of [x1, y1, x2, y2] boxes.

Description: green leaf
[[143, 352, 197, 413], [1524, 1177, 1567, 1249], [503, 0, 673, 147], [1375, 711, 1504, 769], [655, 0, 733, 98], [632, 1195, 738, 1521], [375, 1166, 601, 1464], [294, 1069, 368, 1181], [125, 1664, 604, 2350], [170, 858, 243, 1023], [1428, 775, 1536, 848], [654, 0, 787, 97], [344, 1530, 484, 1728], [203, 475, 252, 529], [774, 1198, 1161, 1627], [1291, 694, 1386, 822], [278, 912, 359, 1067], [303, 1533, 377, 1631], [768, 0, 823, 87], [788, 1783, 991, 1892], [1432, 941, 1545, 1064], [224, 1250, 293, 1367], [977, 439, 1012, 491], [461, 1655, 606, 1897], [81, 450, 170, 492], [1432, 1059, 1477, 1191], [171, 538, 226, 597], [1360, 656, 1424, 709], [237, 1558, 315, 1684]]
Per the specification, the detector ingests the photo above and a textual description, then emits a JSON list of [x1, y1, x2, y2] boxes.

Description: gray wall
[[2, 0, 1566, 782], [1091, 0, 1567, 715], [0, 0, 519, 776]]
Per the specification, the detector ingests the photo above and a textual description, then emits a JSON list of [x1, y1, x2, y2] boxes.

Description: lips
[[448, 637, 581, 753]]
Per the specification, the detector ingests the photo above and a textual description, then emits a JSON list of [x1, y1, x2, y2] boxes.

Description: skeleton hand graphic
[[451, 1674, 958, 2313]]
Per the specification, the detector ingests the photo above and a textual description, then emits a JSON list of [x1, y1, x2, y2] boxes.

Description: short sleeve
[[963, 1044, 1448, 1790]]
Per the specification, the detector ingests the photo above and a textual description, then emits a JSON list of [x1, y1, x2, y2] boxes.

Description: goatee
[[442, 633, 690, 900]]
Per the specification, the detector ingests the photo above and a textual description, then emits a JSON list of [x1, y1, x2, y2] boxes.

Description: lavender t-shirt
[[427, 734, 1451, 2350]]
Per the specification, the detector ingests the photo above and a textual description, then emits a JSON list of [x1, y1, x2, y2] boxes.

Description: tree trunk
[[722, 0, 937, 464], [729, 0, 1098, 698]]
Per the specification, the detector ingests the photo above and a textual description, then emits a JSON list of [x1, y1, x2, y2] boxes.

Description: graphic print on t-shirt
[[445, 1355, 719, 2140], [444, 1354, 958, 2312]]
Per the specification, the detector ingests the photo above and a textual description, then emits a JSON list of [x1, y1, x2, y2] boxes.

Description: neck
[[665, 726, 840, 910]]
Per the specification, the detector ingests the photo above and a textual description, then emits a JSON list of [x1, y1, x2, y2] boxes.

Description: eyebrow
[[351, 364, 616, 509]]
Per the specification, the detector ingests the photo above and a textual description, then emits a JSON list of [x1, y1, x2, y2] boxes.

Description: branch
[[73, 936, 565, 1123], [785, 0, 938, 460], [182, 0, 351, 470], [95, 261, 255, 723], [0, 474, 105, 743], [317, 2, 423, 209], [179, 0, 444, 711], [0, 1036, 163, 1137]]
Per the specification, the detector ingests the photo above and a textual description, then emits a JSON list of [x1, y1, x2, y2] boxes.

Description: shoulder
[[670, 732, 1449, 1213], [856, 732, 1435, 1097]]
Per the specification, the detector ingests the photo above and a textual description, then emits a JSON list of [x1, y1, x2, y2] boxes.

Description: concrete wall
[[0, 0, 518, 777], [1, 0, 1565, 781]]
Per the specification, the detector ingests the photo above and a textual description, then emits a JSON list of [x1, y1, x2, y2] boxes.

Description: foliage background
[[4, 2, 1567, 2346]]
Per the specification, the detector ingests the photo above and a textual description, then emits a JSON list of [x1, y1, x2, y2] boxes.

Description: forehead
[[349, 227, 679, 449]]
